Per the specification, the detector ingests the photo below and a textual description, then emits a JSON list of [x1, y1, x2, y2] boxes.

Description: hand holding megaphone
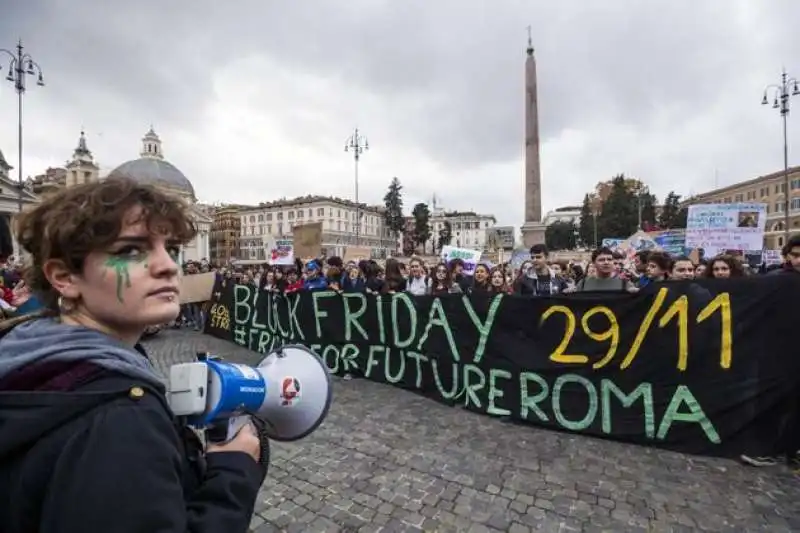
[[207, 420, 261, 463], [168, 344, 333, 449]]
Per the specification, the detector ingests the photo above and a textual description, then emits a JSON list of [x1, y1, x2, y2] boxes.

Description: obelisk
[[520, 28, 547, 248]]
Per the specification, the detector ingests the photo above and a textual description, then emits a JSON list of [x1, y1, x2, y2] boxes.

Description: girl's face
[[266, 272, 274, 283], [274, 270, 283, 279], [490, 270, 504, 287], [474, 265, 489, 283], [349, 267, 360, 279], [288, 272, 298, 283], [695, 264, 706, 277], [435, 265, 447, 280], [711, 260, 730, 278], [47, 205, 182, 344]]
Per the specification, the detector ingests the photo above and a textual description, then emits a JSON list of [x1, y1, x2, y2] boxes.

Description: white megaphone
[[168, 344, 332, 443]]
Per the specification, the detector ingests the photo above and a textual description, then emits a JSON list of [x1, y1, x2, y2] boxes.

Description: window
[[792, 198, 800, 210], [258, 214, 263, 222], [249, 216, 255, 223], [308, 209, 313, 217], [734, 194, 743, 202], [337, 221, 341, 230], [266, 213, 272, 221], [775, 202, 784, 212], [288, 212, 294, 219], [277, 212, 283, 220], [338, 209, 342, 218], [267, 224, 272, 233], [297, 210, 304, 218], [317, 208, 325, 216]]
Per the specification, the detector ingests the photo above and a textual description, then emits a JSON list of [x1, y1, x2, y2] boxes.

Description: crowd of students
[[209, 236, 798, 302]]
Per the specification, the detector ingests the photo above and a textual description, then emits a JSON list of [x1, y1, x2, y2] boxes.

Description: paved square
[[144, 330, 800, 532]]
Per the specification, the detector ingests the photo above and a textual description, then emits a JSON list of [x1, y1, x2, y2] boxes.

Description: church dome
[[107, 128, 195, 197]]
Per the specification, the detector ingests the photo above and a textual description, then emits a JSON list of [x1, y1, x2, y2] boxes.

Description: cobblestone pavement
[[144, 329, 800, 533]]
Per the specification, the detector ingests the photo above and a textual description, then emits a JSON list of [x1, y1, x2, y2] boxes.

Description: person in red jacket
[[283, 267, 303, 293]]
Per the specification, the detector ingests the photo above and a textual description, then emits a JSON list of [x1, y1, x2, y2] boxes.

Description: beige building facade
[[427, 206, 496, 251], [238, 196, 395, 261], [686, 165, 800, 250], [209, 204, 243, 265]]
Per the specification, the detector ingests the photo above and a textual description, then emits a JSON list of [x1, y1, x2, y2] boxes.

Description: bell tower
[[140, 126, 164, 160], [65, 130, 100, 188]]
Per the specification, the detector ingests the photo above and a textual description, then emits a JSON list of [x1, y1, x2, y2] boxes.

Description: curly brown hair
[[15, 177, 197, 309], [703, 254, 746, 278]]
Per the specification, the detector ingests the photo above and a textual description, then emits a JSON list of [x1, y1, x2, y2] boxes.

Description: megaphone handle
[[206, 415, 252, 444]]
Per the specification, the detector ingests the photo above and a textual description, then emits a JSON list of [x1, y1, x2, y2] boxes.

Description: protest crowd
[[0, 178, 798, 533]]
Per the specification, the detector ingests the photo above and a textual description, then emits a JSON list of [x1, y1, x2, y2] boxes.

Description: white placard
[[685, 203, 766, 252], [440, 245, 482, 275]]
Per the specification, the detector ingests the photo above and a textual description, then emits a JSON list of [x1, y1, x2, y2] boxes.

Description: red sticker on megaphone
[[280, 377, 301, 406]]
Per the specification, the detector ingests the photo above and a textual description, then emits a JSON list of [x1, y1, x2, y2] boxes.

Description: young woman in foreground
[[0, 178, 265, 532]]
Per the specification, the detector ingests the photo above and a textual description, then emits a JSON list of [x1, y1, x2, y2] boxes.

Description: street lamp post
[[762, 68, 799, 240], [590, 197, 601, 248], [0, 40, 45, 213], [344, 128, 368, 247], [635, 184, 649, 231]]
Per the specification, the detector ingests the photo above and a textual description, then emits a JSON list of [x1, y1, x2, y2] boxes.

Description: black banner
[[205, 276, 800, 457]]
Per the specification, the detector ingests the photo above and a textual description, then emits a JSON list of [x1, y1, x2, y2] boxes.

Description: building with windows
[[543, 206, 581, 227], [685, 165, 800, 249], [424, 204, 497, 252], [209, 204, 245, 264], [238, 195, 395, 261]]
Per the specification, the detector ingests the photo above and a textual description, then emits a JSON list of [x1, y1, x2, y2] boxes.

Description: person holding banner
[[514, 245, 569, 296], [772, 235, 800, 277], [575, 247, 637, 292], [431, 262, 462, 295]]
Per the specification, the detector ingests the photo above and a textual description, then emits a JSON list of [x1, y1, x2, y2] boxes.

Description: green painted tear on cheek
[[104, 256, 133, 303]]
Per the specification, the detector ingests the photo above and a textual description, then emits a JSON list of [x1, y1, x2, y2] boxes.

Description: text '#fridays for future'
[[205, 277, 800, 457]]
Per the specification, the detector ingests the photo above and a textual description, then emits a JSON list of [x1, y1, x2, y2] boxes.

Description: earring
[[58, 295, 75, 314]]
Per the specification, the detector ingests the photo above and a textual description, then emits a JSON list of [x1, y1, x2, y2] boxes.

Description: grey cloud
[[0, 0, 799, 226]]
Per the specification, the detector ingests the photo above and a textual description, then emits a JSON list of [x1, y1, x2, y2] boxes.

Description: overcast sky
[[1, 1, 799, 227]]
